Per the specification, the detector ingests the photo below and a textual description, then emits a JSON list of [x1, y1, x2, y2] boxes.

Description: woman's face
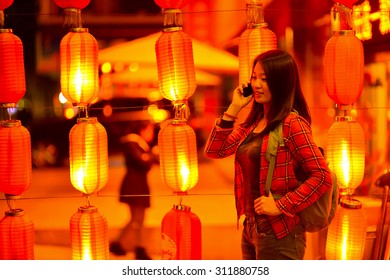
[[250, 62, 272, 105]]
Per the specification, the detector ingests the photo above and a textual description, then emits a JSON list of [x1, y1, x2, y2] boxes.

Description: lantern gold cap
[[172, 204, 191, 211], [0, 28, 12, 33], [70, 27, 89, 33], [334, 30, 355, 36], [1, 102, 16, 108], [340, 198, 362, 209], [78, 205, 98, 213], [5, 208, 25, 217], [1, 119, 21, 127], [5, 193, 21, 200], [335, 115, 354, 122], [77, 117, 97, 124]]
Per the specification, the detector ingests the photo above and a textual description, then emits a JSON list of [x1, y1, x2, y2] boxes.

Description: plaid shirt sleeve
[[203, 117, 251, 159], [274, 114, 333, 217]]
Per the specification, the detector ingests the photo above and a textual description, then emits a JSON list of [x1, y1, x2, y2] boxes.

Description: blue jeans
[[241, 216, 306, 260]]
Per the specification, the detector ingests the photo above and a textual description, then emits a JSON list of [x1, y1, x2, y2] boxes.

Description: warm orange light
[[0, 120, 31, 196], [155, 7, 196, 102], [161, 204, 201, 260], [0, 209, 34, 260], [0, 29, 26, 106], [158, 119, 198, 193], [326, 116, 365, 196], [155, 29, 196, 101], [102, 104, 113, 117], [69, 117, 108, 194], [325, 198, 367, 260], [239, 1, 277, 84], [69, 205, 109, 260], [60, 28, 98, 107], [100, 62, 111, 74], [324, 5, 364, 106], [64, 106, 77, 119]]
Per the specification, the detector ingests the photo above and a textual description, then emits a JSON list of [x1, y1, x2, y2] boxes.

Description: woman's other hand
[[254, 192, 282, 216]]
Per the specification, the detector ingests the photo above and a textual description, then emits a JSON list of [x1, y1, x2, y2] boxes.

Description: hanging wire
[[0, 192, 235, 204], [1, 4, 388, 207]]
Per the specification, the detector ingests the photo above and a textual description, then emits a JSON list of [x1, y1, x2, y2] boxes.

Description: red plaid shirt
[[204, 113, 332, 239]]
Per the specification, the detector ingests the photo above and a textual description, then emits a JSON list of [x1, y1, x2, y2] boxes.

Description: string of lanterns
[[154, 0, 201, 260], [0, 0, 34, 260], [0, 0, 376, 260], [324, 0, 367, 260], [55, 0, 109, 260]]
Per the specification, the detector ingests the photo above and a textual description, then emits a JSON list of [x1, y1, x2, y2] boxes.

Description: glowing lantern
[[155, 29, 196, 102], [239, 0, 277, 84], [69, 117, 108, 194], [60, 28, 98, 107], [155, 0, 196, 102], [70, 205, 109, 260], [158, 119, 198, 194], [154, 0, 189, 9], [161, 204, 201, 260], [54, 0, 90, 9], [0, 120, 31, 196], [0, 0, 12, 9], [0, 209, 34, 260], [0, 0, 13, 27], [0, 29, 26, 106], [326, 198, 367, 259], [323, 3, 364, 106], [326, 116, 365, 196], [333, 0, 358, 8]]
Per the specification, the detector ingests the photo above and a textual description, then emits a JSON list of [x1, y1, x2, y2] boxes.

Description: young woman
[[204, 49, 332, 260]]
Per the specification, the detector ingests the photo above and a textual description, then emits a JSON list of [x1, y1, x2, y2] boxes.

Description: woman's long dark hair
[[242, 49, 311, 133]]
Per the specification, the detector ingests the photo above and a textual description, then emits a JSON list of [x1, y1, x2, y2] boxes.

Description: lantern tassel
[[5, 194, 20, 212], [0, 10, 4, 28], [63, 8, 83, 29], [173, 101, 190, 120], [6, 197, 14, 211], [85, 194, 91, 208]]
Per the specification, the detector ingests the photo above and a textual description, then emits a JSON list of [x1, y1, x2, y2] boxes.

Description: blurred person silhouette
[[109, 120, 158, 259]]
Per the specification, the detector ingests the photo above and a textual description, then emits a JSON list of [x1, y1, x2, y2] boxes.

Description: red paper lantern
[[0, 120, 31, 196], [54, 0, 90, 9], [60, 28, 98, 107], [70, 205, 109, 260], [323, 31, 364, 106], [0, 209, 34, 260], [155, 29, 196, 102], [326, 116, 365, 196], [326, 198, 367, 259], [0, 0, 12, 11], [332, 0, 358, 8], [69, 117, 108, 195], [161, 204, 201, 260], [154, 0, 189, 9], [158, 119, 198, 193], [0, 30, 26, 106], [239, 2, 276, 84]]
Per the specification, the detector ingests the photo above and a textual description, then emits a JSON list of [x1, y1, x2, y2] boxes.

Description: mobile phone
[[243, 84, 253, 97]]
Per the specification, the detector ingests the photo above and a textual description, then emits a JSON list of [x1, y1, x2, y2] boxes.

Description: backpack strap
[[264, 122, 284, 196]]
